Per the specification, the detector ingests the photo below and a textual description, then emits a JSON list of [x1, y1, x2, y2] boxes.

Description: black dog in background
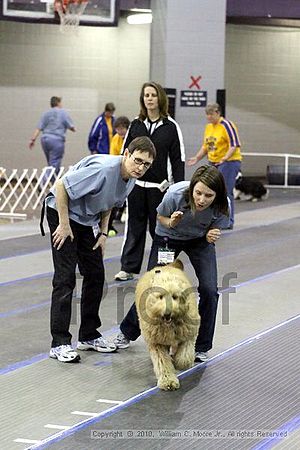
[[234, 172, 269, 202]]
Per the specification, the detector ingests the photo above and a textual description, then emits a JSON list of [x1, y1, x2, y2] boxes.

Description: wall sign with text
[[180, 90, 207, 107]]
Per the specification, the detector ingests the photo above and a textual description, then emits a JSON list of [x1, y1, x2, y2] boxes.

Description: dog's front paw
[[157, 375, 180, 391]]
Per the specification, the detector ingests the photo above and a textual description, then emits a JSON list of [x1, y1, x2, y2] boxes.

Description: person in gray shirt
[[29, 96, 75, 177], [114, 165, 230, 364], [46, 136, 156, 363]]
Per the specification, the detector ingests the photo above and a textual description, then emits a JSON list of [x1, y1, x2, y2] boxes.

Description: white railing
[[0, 166, 67, 219], [243, 152, 300, 188]]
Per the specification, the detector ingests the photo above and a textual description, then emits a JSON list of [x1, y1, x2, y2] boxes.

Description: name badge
[[159, 179, 170, 192], [158, 247, 175, 265]]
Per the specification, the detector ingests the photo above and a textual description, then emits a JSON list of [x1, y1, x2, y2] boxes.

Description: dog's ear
[[169, 259, 184, 271]]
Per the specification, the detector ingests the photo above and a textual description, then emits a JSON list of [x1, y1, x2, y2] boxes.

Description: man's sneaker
[[114, 270, 134, 281], [77, 336, 117, 353], [195, 351, 209, 363], [113, 331, 130, 349], [49, 345, 81, 363]]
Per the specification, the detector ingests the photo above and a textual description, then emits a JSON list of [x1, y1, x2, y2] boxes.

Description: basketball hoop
[[54, 0, 88, 33]]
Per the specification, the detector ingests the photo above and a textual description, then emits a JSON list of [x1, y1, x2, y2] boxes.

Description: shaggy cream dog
[[135, 260, 200, 391]]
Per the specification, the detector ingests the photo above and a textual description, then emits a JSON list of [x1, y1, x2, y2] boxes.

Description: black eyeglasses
[[130, 154, 152, 170]]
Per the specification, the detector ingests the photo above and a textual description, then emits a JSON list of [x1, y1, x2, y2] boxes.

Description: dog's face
[[136, 261, 196, 326], [145, 271, 190, 323]]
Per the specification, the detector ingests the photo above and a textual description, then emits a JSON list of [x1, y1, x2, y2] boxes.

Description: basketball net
[[54, 0, 88, 34]]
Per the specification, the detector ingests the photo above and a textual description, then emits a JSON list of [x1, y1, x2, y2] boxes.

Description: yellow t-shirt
[[110, 134, 124, 155], [203, 117, 242, 163], [105, 117, 113, 146]]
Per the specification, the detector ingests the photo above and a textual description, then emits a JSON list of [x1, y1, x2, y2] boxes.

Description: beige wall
[[225, 24, 300, 175], [1, 18, 300, 176], [151, 0, 226, 182], [0, 19, 150, 170]]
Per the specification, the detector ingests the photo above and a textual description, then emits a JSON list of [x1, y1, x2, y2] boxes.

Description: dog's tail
[[169, 259, 184, 271]]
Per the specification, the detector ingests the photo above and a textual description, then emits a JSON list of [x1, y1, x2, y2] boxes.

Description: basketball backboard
[[1, 0, 118, 26]]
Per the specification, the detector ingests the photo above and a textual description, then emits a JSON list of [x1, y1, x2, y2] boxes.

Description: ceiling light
[[127, 13, 152, 25]]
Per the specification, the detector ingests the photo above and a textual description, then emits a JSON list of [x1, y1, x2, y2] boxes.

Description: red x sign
[[189, 75, 202, 89]]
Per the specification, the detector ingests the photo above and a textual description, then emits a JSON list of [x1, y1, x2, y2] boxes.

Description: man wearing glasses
[[45, 136, 156, 363], [129, 154, 153, 170]]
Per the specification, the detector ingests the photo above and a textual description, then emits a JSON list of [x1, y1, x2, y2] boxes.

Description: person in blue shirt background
[[46, 136, 156, 364], [29, 96, 75, 174], [88, 102, 116, 154], [114, 165, 230, 364]]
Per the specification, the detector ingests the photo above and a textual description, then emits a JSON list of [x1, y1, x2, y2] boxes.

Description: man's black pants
[[47, 207, 105, 347]]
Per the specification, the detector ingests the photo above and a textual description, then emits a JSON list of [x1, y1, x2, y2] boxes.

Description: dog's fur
[[135, 260, 200, 391], [234, 171, 269, 202]]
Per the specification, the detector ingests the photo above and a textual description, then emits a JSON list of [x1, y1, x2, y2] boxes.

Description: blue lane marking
[[0, 353, 48, 375], [0, 233, 125, 261], [0, 214, 274, 259], [0, 276, 136, 319], [233, 264, 300, 288], [0, 261, 299, 375], [1, 260, 299, 319], [185, 314, 300, 369], [0, 251, 148, 288], [27, 314, 300, 450], [0, 272, 53, 288], [1, 217, 298, 289], [250, 414, 300, 449], [93, 361, 113, 367], [0, 248, 50, 261], [0, 326, 120, 375], [28, 387, 159, 450], [1, 215, 298, 262], [0, 300, 50, 319]]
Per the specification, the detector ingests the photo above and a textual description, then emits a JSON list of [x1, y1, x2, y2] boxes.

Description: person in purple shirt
[[88, 102, 116, 154]]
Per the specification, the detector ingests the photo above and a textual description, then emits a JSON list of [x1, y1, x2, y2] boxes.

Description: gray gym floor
[[0, 189, 299, 450]]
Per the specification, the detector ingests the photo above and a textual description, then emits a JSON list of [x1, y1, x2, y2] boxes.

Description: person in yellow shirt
[[108, 116, 131, 235], [110, 116, 130, 155], [188, 103, 242, 228]]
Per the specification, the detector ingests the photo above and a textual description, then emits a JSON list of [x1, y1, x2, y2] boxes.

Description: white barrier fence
[[243, 152, 300, 188], [0, 166, 67, 219]]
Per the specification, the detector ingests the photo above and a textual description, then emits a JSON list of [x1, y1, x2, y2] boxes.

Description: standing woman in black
[[115, 81, 185, 281]]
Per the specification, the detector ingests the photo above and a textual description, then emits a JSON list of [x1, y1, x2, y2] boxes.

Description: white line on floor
[[14, 438, 42, 444], [44, 424, 71, 430], [96, 398, 124, 405], [71, 411, 99, 417]]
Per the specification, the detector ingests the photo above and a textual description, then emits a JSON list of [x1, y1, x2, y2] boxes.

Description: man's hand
[[93, 234, 107, 253], [206, 228, 221, 244], [52, 223, 74, 250]]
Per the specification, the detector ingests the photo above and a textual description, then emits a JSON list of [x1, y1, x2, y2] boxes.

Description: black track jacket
[[123, 117, 185, 184]]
